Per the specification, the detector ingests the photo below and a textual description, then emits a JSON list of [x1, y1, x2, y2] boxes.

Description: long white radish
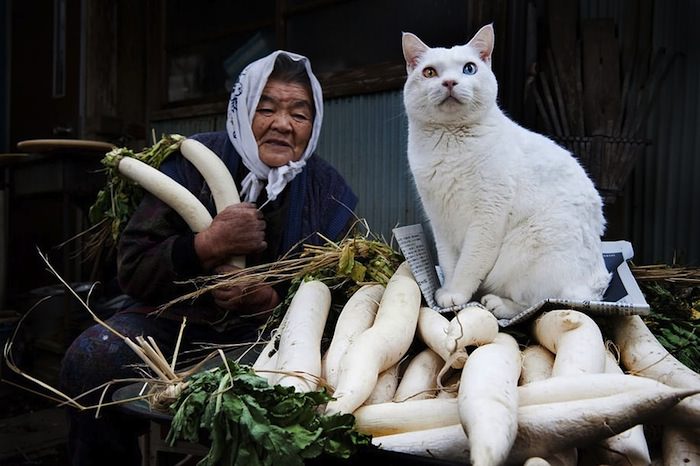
[[354, 398, 459, 436], [417, 306, 468, 369], [325, 272, 421, 414], [179, 138, 240, 210], [393, 348, 443, 402], [458, 332, 521, 466], [251, 338, 278, 383], [179, 138, 245, 268], [662, 426, 700, 465], [518, 372, 700, 426], [608, 314, 700, 389], [519, 344, 573, 466], [357, 372, 700, 437], [525, 451, 577, 466], [321, 284, 384, 388], [273, 280, 331, 392], [510, 388, 700, 464], [436, 370, 460, 399], [533, 309, 606, 376], [608, 314, 700, 427], [372, 424, 470, 461], [444, 305, 499, 354], [372, 388, 700, 464], [117, 157, 212, 232], [363, 363, 400, 405], [581, 350, 650, 466], [519, 344, 555, 385]]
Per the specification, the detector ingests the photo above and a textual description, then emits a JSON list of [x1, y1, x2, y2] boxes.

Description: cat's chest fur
[[407, 118, 519, 226]]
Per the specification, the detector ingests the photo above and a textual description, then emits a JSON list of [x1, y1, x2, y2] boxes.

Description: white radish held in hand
[[179, 138, 245, 268]]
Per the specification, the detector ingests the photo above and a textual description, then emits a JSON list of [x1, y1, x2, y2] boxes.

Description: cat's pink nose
[[442, 80, 457, 90]]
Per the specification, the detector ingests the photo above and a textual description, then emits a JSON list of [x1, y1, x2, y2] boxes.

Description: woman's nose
[[270, 113, 293, 132]]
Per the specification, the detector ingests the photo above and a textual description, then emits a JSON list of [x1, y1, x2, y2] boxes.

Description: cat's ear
[[402, 32, 429, 74], [467, 23, 495, 66]]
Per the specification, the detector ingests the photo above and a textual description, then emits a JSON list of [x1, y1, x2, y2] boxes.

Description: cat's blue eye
[[463, 62, 477, 75]]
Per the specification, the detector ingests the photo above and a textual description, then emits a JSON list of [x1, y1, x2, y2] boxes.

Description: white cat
[[402, 24, 611, 319]]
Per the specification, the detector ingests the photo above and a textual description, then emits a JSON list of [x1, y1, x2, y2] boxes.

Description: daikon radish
[[393, 348, 443, 402], [392, 260, 415, 279], [354, 397, 459, 436], [358, 372, 700, 438], [117, 157, 212, 232], [372, 388, 699, 464], [608, 315, 700, 389], [509, 388, 700, 464], [363, 363, 400, 405], [251, 337, 278, 383], [662, 426, 700, 465], [523, 459, 550, 466], [179, 137, 244, 267], [321, 284, 384, 388], [436, 370, 460, 399], [325, 273, 421, 414], [609, 314, 700, 427], [518, 372, 700, 426], [519, 344, 554, 385], [580, 350, 650, 466], [417, 306, 468, 369], [372, 424, 470, 461], [533, 309, 606, 376], [273, 280, 331, 392], [519, 344, 575, 466], [525, 450, 577, 466], [458, 332, 521, 466], [444, 305, 499, 354], [179, 138, 240, 210]]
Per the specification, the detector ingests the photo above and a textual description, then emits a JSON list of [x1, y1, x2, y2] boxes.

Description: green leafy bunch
[[167, 359, 372, 466], [88, 133, 185, 241], [640, 281, 700, 373]]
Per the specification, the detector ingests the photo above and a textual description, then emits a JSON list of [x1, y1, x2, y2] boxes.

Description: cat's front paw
[[435, 288, 468, 308], [481, 294, 522, 319]]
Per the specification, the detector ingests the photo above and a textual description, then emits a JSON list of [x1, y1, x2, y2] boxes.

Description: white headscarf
[[226, 50, 324, 203]]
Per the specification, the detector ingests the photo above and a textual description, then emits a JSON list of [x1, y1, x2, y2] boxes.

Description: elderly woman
[[59, 51, 357, 466]]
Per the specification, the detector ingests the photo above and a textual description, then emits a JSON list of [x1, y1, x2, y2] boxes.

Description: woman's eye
[[463, 62, 477, 75], [292, 113, 310, 122], [257, 108, 274, 115], [422, 67, 438, 78]]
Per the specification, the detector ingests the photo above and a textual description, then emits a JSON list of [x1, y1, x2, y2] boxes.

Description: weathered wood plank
[[581, 18, 621, 136]]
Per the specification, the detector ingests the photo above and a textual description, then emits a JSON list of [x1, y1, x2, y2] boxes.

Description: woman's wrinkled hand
[[194, 202, 266, 269], [209, 265, 280, 320]]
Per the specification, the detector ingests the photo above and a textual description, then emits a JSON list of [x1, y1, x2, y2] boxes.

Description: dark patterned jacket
[[116, 131, 357, 325]]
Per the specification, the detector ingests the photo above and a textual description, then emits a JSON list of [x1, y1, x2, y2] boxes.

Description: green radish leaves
[[166, 359, 371, 466]]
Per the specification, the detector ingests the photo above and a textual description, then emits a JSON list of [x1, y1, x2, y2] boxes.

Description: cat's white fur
[[402, 24, 611, 318]]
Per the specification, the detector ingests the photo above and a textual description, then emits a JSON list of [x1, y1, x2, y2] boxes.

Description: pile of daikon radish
[[252, 262, 700, 466]]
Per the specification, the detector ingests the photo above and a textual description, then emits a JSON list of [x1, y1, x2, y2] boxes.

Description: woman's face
[[252, 79, 314, 167]]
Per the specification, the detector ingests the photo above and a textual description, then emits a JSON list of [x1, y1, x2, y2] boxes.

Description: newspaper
[[392, 224, 650, 328]]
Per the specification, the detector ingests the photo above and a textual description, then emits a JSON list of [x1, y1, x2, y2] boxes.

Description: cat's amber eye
[[422, 67, 438, 78], [463, 62, 478, 75]]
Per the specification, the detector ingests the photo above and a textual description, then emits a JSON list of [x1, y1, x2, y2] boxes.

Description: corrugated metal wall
[[317, 92, 424, 242], [582, 0, 699, 265]]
